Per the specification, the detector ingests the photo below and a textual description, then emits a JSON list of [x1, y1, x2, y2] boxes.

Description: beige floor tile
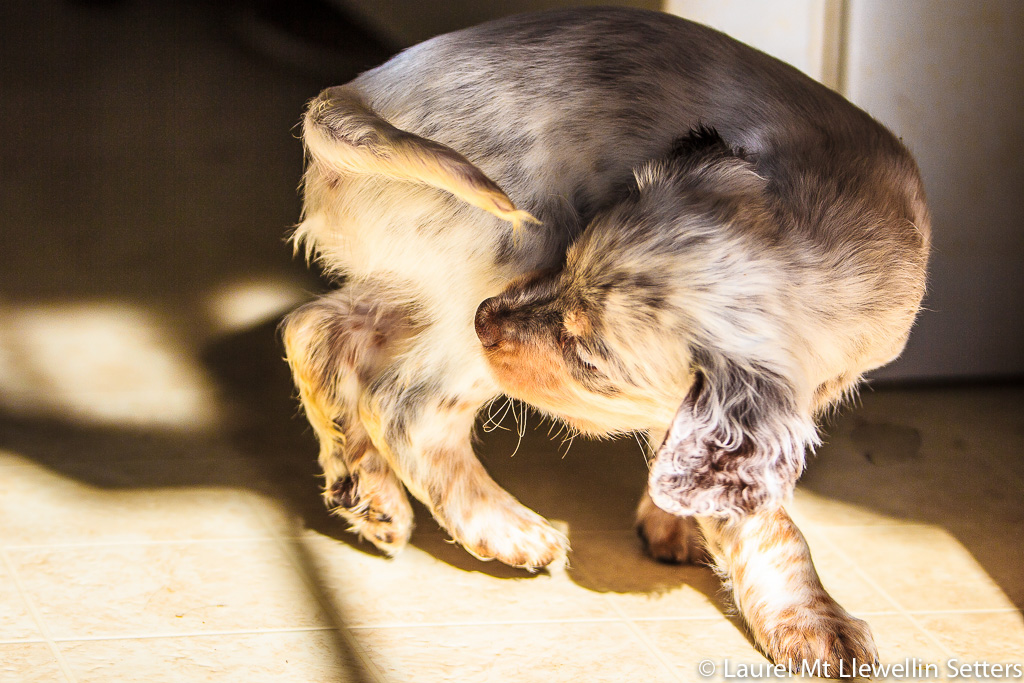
[[566, 531, 726, 619], [795, 530, 900, 616], [0, 559, 42, 641], [0, 643, 66, 683], [634, 617, 769, 680], [354, 621, 677, 683], [0, 459, 273, 547], [8, 541, 329, 639], [941, 520, 1024, 610], [60, 631, 363, 683], [800, 388, 1024, 536], [820, 525, 1015, 612], [915, 611, 1024, 661], [788, 488, 911, 528], [867, 614, 952, 667], [301, 532, 619, 627]]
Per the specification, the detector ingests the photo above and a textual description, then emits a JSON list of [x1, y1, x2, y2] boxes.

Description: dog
[[281, 7, 929, 672]]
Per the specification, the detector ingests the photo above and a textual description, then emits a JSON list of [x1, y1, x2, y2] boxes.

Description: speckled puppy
[[282, 7, 929, 672]]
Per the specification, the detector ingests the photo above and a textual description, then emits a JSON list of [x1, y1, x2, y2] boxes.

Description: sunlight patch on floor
[[206, 279, 309, 334], [0, 301, 220, 431]]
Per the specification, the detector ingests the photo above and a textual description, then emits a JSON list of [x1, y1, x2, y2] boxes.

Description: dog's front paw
[[754, 599, 878, 678], [325, 469, 414, 556], [444, 492, 569, 571], [636, 492, 708, 564]]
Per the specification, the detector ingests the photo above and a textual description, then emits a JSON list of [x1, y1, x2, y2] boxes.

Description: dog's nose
[[475, 298, 503, 348]]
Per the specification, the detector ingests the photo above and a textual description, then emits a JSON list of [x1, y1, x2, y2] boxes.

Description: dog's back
[[297, 7, 927, 344]]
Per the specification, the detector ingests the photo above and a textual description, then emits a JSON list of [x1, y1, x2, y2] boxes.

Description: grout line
[[3, 536, 284, 550], [45, 626, 341, 643], [629, 611, 902, 621], [348, 616, 629, 630], [346, 612, 941, 631], [899, 608, 1023, 616], [272, 531, 389, 683], [613, 616, 687, 683], [18, 607, 1005, 642], [807, 528, 958, 658], [1, 549, 78, 683], [567, 557, 686, 682]]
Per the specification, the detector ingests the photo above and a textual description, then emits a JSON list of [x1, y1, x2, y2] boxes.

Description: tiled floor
[[1, 385, 1022, 682], [2, 1, 1022, 681]]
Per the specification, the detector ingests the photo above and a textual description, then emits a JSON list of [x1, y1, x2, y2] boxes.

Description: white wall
[[842, 0, 1024, 380], [664, 0, 843, 87]]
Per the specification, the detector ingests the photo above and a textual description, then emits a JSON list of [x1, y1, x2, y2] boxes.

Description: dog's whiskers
[[557, 423, 580, 458], [630, 429, 652, 468], [505, 399, 527, 457], [482, 395, 513, 433]]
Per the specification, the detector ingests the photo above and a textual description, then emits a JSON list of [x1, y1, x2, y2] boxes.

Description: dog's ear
[[647, 353, 818, 519], [304, 85, 537, 228]]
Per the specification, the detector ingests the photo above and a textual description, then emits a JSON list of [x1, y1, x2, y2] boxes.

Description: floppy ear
[[303, 85, 538, 229], [647, 354, 818, 519]]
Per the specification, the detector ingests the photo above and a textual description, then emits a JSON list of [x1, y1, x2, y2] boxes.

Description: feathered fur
[[281, 7, 928, 674]]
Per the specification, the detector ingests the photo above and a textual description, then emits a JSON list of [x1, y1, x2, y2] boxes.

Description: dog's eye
[[559, 326, 601, 373], [575, 349, 599, 373], [563, 337, 600, 374]]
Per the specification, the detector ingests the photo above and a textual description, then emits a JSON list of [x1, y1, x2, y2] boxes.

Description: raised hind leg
[[281, 287, 414, 554]]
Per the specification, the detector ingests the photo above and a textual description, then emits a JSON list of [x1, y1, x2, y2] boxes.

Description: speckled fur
[[281, 7, 929, 670]]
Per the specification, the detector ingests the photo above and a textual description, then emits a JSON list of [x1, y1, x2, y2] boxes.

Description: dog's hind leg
[[635, 429, 708, 564], [281, 288, 414, 555], [359, 366, 569, 571], [698, 507, 877, 674], [635, 491, 708, 564]]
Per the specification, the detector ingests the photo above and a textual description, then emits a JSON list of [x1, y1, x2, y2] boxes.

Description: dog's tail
[[303, 86, 537, 229]]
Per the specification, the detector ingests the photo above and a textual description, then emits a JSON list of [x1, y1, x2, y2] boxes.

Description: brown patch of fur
[[701, 508, 878, 675], [757, 508, 802, 554], [636, 493, 708, 564], [562, 308, 591, 337], [483, 339, 574, 410]]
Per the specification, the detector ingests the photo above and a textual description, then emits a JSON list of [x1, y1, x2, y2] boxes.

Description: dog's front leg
[[698, 507, 877, 676], [362, 385, 569, 570]]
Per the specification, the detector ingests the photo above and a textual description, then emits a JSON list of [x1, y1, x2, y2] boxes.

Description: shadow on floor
[[801, 383, 1024, 609]]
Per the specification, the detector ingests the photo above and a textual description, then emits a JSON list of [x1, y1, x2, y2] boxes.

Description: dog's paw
[[325, 470, 414, 556], [446, 493, 569, 571], [635, 493, 708, 564], [755, 599, 879, 678]]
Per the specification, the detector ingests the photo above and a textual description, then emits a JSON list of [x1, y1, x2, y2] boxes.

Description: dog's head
[[475, 127, 818, 518]]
